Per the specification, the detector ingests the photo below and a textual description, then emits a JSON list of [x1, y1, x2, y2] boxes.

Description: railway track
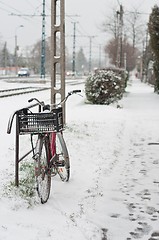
[[0, 86, 50, 98], [0, 79, 85, 98]]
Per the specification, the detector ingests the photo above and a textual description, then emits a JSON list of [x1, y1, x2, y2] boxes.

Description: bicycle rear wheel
[[52, 132, 70, 182], [35, 135, 51, 204]]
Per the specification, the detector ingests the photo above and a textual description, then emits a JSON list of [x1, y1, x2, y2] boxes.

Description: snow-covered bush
[[85, 69, 127, 105]]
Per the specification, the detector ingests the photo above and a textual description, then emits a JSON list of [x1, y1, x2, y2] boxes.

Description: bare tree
[[28, 37, 57, 74], [124, 8, 147, 50], [102, 8, 119, 40], [102, 5, 124, 68], [102, 5, 147, 63], [105, 37, 139, 71]]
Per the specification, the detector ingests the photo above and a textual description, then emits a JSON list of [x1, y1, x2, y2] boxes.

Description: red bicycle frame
[[50, 132, 56, 156]]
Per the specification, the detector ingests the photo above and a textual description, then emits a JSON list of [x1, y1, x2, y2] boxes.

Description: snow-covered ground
[[0, 76, 159, 240]]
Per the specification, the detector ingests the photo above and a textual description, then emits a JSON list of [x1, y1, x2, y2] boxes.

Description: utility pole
[[124, 52, 127, 70], [14, 25, 24, 75], [4, 42, 7, 71], [119, 5, 124, 68], [116, 4, 124, 68], [51, 0, 66, 121], [98, 44, 102, 69], [15, 35, 18, 73], [88, 36, 96, 73], [41, 0, 46, 78], [72, 21, 78, 76]]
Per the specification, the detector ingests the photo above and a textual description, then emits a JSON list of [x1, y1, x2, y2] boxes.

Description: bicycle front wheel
[[53, 132, 70, 182], [35, 135, 51, 204]]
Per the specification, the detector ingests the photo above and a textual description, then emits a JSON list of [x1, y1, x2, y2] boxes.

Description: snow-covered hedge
[[85, 69, 127, 105]]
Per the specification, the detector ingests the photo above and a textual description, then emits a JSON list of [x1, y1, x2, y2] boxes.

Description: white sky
[[0, 0, 158, 59]]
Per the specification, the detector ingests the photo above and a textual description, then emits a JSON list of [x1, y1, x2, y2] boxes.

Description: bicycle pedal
[[55, 161, 65, 167], [33, 153, 39, 160]]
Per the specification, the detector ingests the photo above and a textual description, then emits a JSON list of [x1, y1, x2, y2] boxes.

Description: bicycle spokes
[[35, 137, 51, 204]]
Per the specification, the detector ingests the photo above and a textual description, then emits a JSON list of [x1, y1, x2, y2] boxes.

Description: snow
[[0, 76, 159, 240]]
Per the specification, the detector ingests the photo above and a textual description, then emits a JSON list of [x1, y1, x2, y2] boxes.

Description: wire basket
[[17, 107, 63, 134]]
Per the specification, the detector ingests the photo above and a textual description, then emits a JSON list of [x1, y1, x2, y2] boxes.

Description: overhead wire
[[0, 5, 11, 13], [116, 0, 121, 6], [65, 19, 103, 58], [0, 0, 23, 14], [0, 2, 29, 21], [0, 0, 51, 37], [24, 0, 37, 9], [0, 0, 104, 59]]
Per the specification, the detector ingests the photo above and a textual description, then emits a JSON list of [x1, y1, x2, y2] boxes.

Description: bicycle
[[7, 90, 81, 203]]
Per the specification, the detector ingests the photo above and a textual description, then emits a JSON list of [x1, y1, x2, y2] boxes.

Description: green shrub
[[85, 69, 127, 105]]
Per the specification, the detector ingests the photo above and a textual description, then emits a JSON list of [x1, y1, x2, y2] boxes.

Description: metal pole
[[41, 0, 46, 78], [15, 35, 17, 74], [51, 0, 66, 122], [124, 52, 127, 70], [14, 25, 24, 75], [72, 22, 77, 76], [99, 44, 101, 69], [4, 42, 7, 72], [15, 114, 19, 186], [89, 36, 93, 73], [119, 5, 124, 68]]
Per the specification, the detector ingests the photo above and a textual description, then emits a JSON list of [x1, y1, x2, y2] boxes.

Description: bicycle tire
[[55, 132, 70, 182], [35, 135, 51, 204]]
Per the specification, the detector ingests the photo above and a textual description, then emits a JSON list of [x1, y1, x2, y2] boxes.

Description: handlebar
[[28, 89, 82, 108], [68, 90, 81, 95]]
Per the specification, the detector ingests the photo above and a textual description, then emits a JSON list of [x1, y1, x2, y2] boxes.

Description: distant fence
[[0, 67, 19, 75]]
